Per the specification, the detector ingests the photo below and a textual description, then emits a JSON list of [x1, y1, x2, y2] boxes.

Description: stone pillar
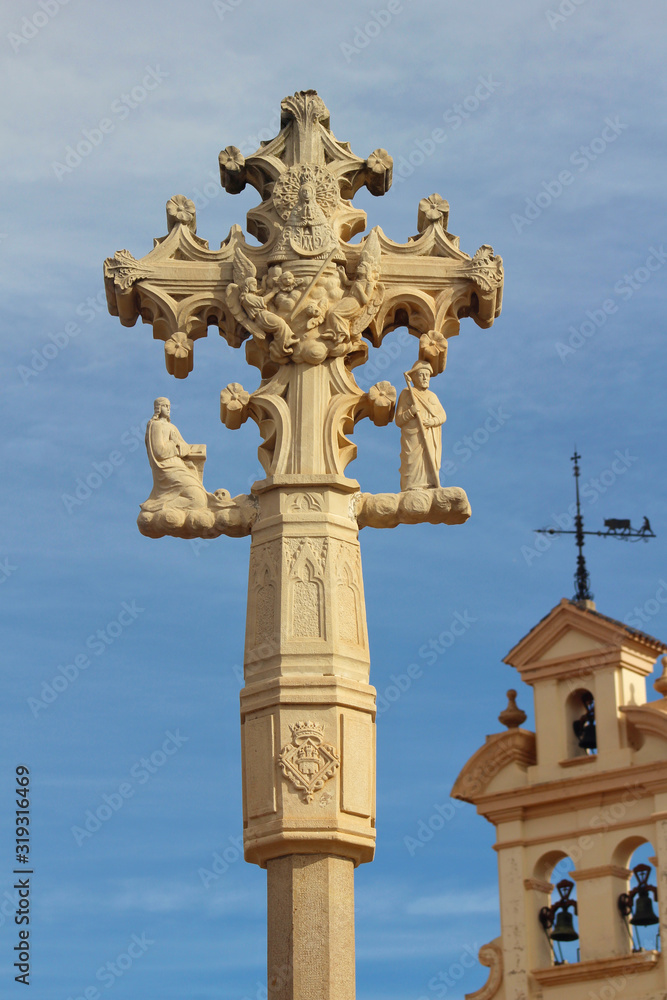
[[267, 854, 355, 1000], [653, 815, 667, 990], [240, 475, 376, 869], [572, 866, 632, 960], [498, 844, 531, 1000], [239, 363, 377, 997]]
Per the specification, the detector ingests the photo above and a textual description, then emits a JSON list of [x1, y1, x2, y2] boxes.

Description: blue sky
[[2, 1, 666, 998]]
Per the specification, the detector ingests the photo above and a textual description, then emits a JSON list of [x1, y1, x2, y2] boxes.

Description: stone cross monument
[[104, 90, 503, 1000]]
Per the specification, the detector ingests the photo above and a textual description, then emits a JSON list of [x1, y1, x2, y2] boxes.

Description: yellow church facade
[[453, 598, 667, 1000]]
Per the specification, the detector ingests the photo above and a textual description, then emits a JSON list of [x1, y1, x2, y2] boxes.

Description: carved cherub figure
[[273, 270, 304, 316], [259, 265, 283, 295], [322, 230, 383, 347], [227, 249, 297, 359]]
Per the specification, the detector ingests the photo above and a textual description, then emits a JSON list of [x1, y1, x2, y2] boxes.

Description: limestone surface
[[104, 88, 504, 1000]]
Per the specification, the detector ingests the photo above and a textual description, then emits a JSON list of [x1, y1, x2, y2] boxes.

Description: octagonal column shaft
[[240, 466, 375, 1000], [267, 854, 355, 1000]]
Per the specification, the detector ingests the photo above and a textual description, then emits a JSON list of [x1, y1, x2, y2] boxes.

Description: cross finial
[[104, 90, 504, 540]]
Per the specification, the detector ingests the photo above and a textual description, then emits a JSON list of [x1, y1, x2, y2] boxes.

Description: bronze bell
[[573, 692, 597, 751], [577, 719, 596, 751], [550, 909, 579, 942], [631, 891, 659, 927]]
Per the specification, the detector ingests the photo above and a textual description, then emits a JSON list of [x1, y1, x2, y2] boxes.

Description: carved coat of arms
[[278, 721, 340, 803]]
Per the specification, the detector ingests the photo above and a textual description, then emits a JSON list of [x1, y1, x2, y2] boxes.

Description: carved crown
[[289, 720, 324, 742]]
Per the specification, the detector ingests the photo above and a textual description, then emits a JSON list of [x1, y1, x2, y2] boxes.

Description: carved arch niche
[[332, 541, 365, 649], [248, 542, 279, 651], [285, 538, 327, 642]]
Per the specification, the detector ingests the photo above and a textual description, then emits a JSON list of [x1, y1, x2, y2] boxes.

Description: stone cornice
[[621, 701, 667, 741], [241, 675, 377, 715], [524, 877, 553, 893], [570, 864, 631, 881], [530, 950, 659, 986], [475, 758, 667, 823], [518, 646, 651, 684], [494, 815, 655, 853], [559, 754, 598, 768], [451, 729, 536, 803]]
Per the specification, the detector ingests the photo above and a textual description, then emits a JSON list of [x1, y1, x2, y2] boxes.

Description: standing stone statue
[[395, 361, 446, 490]]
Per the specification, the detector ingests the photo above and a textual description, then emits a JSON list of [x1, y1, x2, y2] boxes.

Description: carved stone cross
[[104, 90, 503, 1000]]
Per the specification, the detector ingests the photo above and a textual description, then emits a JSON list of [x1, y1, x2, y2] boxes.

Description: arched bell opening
[[615, 840, 661, 954], [534, 852, 580, 966], [565, 687, 596, 758]]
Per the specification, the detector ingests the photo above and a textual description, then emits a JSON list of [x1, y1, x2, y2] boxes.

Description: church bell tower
[[452, 598, 667, 1000]]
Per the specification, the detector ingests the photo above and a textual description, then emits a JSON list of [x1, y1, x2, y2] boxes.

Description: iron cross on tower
[[104, 90, 503, 1000], [535, 450, 656, 605]]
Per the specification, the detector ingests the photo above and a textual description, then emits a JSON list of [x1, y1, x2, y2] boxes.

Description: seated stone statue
[[395, 361, 446, 491], [141, 398, 231, 512]]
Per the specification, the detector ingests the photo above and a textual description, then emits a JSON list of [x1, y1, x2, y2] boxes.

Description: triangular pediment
[[503, 598, 667, 675], [504, 599, 665, 671], [535, 628, 606, 662]]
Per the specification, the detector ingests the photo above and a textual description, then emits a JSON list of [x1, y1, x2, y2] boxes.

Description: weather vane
[[535, 450, 655, 603]]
